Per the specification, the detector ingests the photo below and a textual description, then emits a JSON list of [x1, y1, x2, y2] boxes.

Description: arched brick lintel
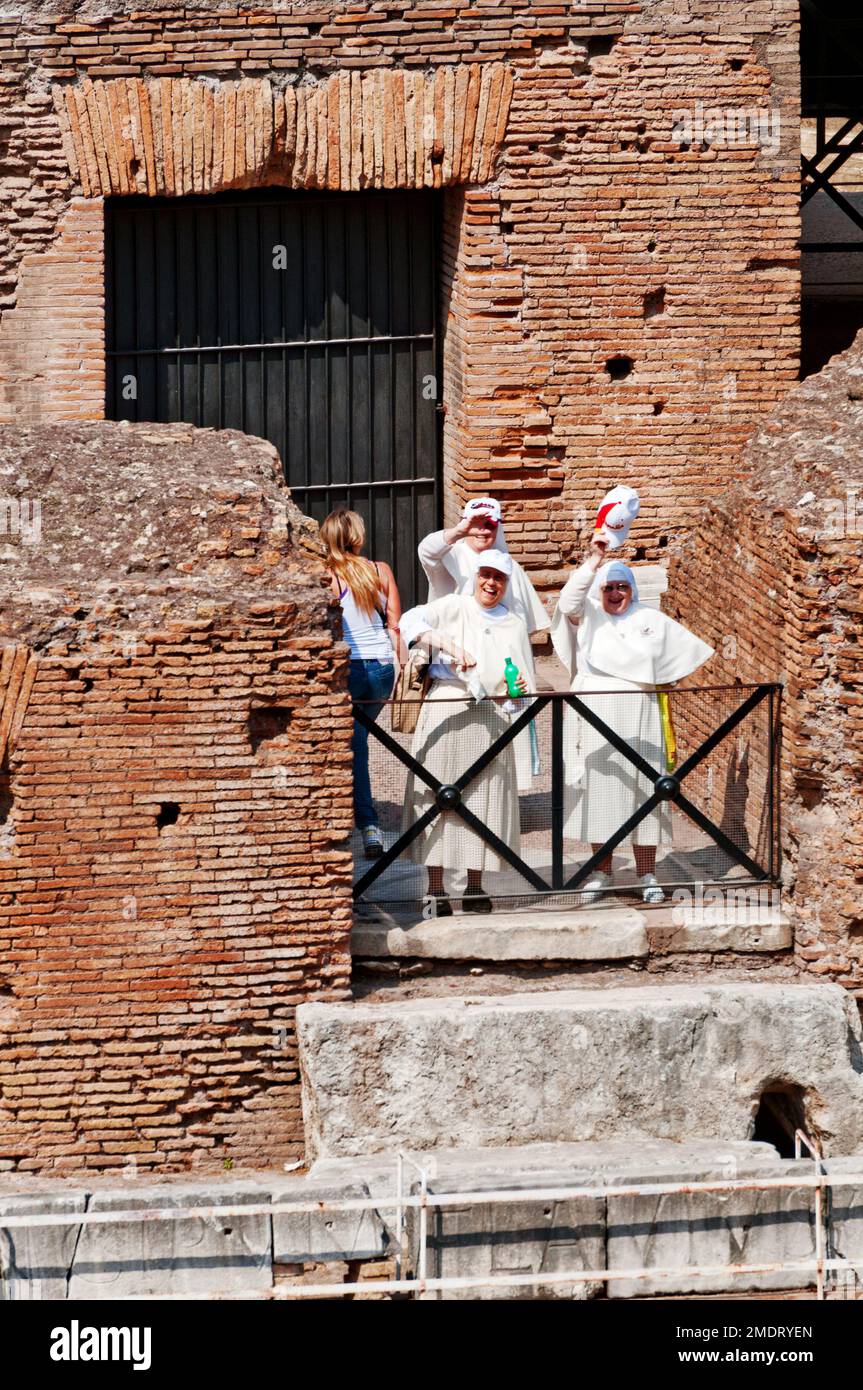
[[52, 68, 514, 198]]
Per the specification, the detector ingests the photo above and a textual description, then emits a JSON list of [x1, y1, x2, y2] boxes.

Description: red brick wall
[[0, 423, 353, 1174], [0, 2, 802, 593]]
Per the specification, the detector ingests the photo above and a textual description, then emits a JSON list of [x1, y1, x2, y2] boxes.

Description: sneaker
[[462, 883, 493, 914], [361, 825, 384, 860], [580, 871, 611, 905], [640, 873, 666, 905]]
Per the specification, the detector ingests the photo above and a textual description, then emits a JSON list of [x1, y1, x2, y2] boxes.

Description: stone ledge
[[353, 905, 792, 961], [353, 906, 648, 961]]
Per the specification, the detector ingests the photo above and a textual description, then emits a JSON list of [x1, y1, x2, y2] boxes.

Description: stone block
[[352, 907, 648, 961], [0, 1190, 86, 1301], [68, 1182, 272, 1299], [607, 1158, 817, 1297], [270, 1179, 388, 1264], [298, 982, 863, 1159]]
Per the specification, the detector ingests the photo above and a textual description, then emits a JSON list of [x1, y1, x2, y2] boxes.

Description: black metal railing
[[351, 684, 781, 912]]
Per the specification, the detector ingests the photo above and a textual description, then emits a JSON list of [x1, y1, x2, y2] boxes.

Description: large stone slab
[[0, 1191, 86, 1300], [68, 1182, 272, 1299], [270, 1179, 388, 1264], [297, 982, 863, 1159], [607, 1158, 817, 1297], [353, 907, 648, 961]]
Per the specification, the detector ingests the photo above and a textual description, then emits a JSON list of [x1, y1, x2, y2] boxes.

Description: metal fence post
[[551, 696, 564, 890]]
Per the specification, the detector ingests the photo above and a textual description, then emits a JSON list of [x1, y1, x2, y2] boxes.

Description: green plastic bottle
[[503, 656, 521, 697]]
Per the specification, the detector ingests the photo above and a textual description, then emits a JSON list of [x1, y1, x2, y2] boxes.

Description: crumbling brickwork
[[0, 422, 352, 1173], [0, 0, 801, 592], [668, 331, 863, 998]]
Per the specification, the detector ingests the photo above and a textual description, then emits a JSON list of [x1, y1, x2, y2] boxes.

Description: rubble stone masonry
[[0, 0, 801, 589], [668, 331, 863, 999], [0, 422, 352, 1172]]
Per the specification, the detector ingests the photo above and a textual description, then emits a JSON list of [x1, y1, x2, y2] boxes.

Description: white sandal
[[580, 871, 611, 905], [640, 873, 666, 905]]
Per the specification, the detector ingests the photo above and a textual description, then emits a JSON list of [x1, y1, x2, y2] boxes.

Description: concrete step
[[353, 903, 791, 962], [297, 981, 863, 1160]]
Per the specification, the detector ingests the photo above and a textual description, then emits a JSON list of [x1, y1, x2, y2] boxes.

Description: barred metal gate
[[105, 189, 440, 607]]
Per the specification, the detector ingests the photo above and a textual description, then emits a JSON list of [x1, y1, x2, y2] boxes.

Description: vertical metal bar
[[395, 1152, 404, 1284], [418, 1166, 429, 1299], [767, 687, 775, 881], [551, 696, 564, 890]]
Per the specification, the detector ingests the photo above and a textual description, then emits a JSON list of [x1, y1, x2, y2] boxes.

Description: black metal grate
[[105, 189, 441, 608]]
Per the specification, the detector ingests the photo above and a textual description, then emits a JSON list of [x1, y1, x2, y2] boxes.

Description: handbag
[[390, 653, 431, 734]]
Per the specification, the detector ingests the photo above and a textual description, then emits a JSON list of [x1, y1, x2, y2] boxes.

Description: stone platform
[[297, 981, 863, 1160]]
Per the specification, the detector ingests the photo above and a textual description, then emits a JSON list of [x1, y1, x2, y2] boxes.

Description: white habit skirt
[[402, 682, 520, 873], [563, 673, 672, 847]]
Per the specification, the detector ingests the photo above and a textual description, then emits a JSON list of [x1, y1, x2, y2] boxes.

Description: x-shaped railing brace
[[352, 685, 779, 900], [559, 684, 778, 892], [353, 695, 552, 899]]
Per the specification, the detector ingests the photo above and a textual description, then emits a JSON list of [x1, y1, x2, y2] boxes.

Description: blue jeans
[[349, 659, 395, 829]]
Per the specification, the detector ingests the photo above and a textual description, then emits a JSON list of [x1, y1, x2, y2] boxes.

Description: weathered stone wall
[[667, 331, 863, 997], [0, 0, 801, 594], [0, 422, 352, 1173]]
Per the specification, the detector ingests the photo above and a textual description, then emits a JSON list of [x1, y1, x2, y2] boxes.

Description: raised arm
[[558, 538, 609, 622]]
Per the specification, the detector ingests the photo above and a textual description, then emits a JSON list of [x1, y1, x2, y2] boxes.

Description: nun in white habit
[[551, 539, 714, 904], [400, 549, 534, 916], [418, 498, 549, 789]]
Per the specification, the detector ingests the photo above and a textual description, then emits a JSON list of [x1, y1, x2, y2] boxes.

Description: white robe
[[551, 562, 714, 846], [418, 528, 549, 788], [401, 594, 535, 874]]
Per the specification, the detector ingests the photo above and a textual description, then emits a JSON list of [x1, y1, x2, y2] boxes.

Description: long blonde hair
[[320, 509, 381, 618]]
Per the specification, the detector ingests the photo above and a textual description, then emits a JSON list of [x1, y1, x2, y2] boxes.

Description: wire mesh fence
[[351, 684, 781, 916]]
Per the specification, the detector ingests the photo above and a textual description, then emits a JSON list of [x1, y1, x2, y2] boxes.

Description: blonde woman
[[320, 509, 402, 859]]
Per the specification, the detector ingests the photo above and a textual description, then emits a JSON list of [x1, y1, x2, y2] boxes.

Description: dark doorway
[[105, 189, 441, 607]]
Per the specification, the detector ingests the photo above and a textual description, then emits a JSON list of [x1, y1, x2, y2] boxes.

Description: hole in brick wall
[[796, 775, 824, 809], [751, 1085, 807, 1159], [632, 545, 647, 561], [73, 607, 89, 621], [643, 286, 666, 318], [248, 706, 293, 754], [658, 534, 669, 548], [647, 239, 657, 253], [0, 770, 12, 826], [730, 57, 745, 71], [605, 355, 634, 381], [848, 920, 863, 939], [652, 401, 666, 415], [156, 802, 180, 830], [586, 34, 617, 58]]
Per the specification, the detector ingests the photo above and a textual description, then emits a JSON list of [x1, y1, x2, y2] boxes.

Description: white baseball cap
[[462, 496, 502, 525], [594, 486, 640, 550], [472, 548, 513, 578]]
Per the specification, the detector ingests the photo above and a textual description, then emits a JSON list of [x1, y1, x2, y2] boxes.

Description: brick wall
[[0, 423, 352, 1173], [0, 1, 802, 596], [667, 331, 863, 999]]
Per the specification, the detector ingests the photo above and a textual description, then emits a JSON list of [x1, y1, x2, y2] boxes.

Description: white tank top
[[339, 575, 394, 662]]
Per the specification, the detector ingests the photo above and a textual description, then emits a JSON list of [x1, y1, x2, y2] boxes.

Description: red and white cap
[[462, 496, 502, 525], [594, 486, 640, 550]]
